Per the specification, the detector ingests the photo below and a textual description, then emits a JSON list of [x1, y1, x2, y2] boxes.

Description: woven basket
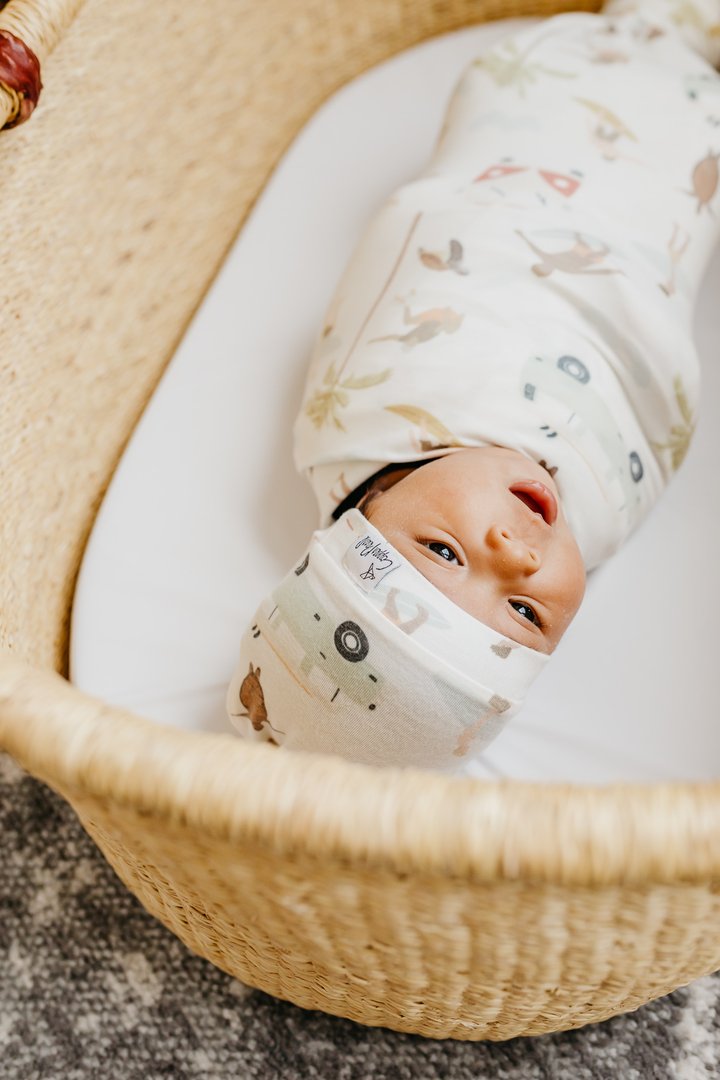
[[2, 0, 720, 1041]]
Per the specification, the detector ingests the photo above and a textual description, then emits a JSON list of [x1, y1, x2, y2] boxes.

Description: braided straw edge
[[2, 654, 720, 887]]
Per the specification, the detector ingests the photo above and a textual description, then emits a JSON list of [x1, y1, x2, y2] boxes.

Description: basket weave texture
[[2, 0, 720, 1040]]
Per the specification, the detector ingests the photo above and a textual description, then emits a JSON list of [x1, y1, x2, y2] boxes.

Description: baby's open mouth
[[509, 481, 558, 526]]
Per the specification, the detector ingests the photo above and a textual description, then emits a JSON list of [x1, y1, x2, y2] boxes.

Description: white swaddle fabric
[[227, 508, 548, 771], [227, 0, 720, 769], [294, 0, 720, 571]]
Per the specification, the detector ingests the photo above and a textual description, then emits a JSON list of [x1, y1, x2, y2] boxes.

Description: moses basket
[[2, 0, 720, 1041]]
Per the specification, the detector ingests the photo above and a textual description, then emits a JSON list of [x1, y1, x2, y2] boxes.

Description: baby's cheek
[[553, 597, 583, 638]]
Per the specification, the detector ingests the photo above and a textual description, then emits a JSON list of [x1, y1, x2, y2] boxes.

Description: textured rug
[[2, 752, 718, 1080]]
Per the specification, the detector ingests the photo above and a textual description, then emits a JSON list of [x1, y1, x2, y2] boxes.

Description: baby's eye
[[510, 600, 542, 627], [425, 541, 460, 563]]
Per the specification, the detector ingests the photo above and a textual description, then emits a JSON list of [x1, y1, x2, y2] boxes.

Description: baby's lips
[[508, 481, 558, 526]]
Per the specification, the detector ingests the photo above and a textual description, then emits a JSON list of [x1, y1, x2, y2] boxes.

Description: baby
[[227, 0, 720, 772]]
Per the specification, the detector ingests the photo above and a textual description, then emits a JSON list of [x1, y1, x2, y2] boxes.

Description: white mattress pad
[[70, 22, 720, 783]]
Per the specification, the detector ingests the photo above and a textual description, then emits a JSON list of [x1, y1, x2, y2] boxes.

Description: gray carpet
[[2, 751, 718, 1080]]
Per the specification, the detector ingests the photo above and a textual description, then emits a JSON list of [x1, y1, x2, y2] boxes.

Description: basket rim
[[2, 653, 719, 887]]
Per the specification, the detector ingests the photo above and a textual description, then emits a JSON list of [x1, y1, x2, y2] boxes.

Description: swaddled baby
[[227, 0, 720, 771]]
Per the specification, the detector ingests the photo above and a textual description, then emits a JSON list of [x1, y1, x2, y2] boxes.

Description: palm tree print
[[304, 213, 423, 431], [305, 363, 391, 431], [473, 33, 578, 96], [651, 375, 696, 470]]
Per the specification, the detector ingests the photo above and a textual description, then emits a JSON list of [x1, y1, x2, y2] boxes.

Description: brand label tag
[[342, 532, 402, 592]]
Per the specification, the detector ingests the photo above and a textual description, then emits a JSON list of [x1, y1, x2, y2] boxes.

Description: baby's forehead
[[406, 447, 511, 485]]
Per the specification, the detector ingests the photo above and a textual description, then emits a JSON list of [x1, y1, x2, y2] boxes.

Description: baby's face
[[361, 447, 586, 654]]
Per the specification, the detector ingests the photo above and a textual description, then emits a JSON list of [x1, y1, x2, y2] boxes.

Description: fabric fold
[[227, 510, 548, 772]]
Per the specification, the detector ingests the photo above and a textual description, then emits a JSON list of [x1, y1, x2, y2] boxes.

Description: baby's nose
[[485, 524, 541, 575]]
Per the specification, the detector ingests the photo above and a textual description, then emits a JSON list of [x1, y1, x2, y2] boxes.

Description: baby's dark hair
[[355, 460, 435, 522], [357, 484, 384, 520], [333, 452, 460, 524]]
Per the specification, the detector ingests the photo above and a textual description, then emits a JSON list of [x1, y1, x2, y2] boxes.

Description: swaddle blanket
[[227, 0, 720, 768], [295, 0, 720, 571]]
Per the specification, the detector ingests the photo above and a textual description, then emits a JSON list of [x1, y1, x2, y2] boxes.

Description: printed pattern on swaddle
[[226, 509, 549, 771], [293, 0, 720, 571]]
